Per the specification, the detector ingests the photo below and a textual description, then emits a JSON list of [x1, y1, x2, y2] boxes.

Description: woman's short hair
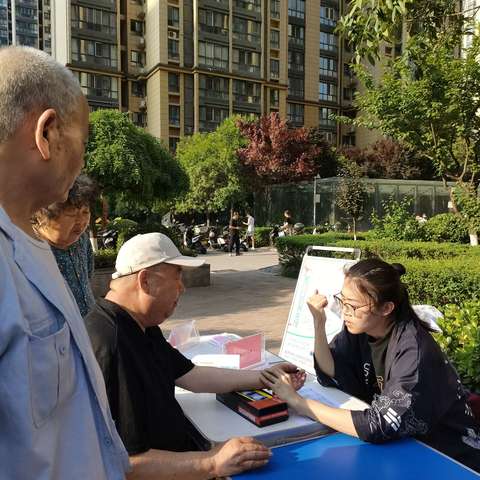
[[33, 174, 98, 226]]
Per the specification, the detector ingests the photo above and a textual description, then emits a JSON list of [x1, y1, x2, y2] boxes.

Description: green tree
[[335, 161, 367, 240], [175, 117, 248, 222], [338, 4, 480, 243], [85, 109, 187, 216]]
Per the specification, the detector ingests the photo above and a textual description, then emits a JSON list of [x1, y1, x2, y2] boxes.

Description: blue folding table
[[234, 433, 480, 479]]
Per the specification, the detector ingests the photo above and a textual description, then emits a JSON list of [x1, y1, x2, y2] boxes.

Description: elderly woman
[[33, 174, 98, 317]]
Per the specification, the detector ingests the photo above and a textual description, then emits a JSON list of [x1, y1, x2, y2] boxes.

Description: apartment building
[[0, 0, 52, 53], [2, 0, 367, 150]]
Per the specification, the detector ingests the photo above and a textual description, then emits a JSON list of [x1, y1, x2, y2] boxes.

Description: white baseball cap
[[112, 232, 205, 279]]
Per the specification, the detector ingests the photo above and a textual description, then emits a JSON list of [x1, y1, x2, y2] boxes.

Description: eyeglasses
[[333, 294, 370, 317]]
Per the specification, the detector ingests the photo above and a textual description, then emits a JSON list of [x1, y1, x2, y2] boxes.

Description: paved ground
[[166, 248, 296, 353]]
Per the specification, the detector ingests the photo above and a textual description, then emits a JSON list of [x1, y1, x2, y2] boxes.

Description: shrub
[[254, 227, 272, 248], [94, 248, 117, 269], [371, 197, 427, 241], [424, 213, 469, 243], [435, 302, 480, 393], [276, 235, 480, 306], [108, 217, 139, 248]]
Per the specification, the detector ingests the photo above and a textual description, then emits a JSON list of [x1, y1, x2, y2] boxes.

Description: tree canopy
[[85, 109, 187, 212], [237, 113, 335, 188], [175, 116, 248, 219]]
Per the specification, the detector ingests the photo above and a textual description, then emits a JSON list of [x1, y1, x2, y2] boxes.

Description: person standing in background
[[244, 211, 255, 250], [229, 211, 241, 256], [33, 174, 98, 317]]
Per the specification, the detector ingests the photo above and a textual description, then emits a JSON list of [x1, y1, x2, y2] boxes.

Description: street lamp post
[[313, 174, 321, 227]]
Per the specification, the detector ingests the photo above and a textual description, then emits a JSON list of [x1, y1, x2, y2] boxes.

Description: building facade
[[2, 0, 368, 151]]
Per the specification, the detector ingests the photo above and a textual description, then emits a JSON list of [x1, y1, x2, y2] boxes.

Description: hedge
[[276, 234, 480, 307], [435, 301, 480, 393]]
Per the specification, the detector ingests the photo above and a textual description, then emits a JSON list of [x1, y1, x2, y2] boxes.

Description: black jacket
[[316, 319, 480, 472]]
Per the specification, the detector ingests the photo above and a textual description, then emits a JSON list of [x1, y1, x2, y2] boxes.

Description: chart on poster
[[279, 247, 360, 375]]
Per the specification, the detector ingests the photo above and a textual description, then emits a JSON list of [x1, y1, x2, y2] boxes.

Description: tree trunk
[[353, 217, 357, 241], [469, 230, 479, 246], [101, 194, 109, 229], [206, 210, 210, 227]]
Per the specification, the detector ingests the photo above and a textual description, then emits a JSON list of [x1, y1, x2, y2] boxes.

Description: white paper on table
[[191, 354, 240, 369], [297, 385, 344, 408]]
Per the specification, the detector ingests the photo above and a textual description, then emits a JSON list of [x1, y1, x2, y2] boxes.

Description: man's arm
[[176, 363, 304, 393], [126, 437, 270, 480]]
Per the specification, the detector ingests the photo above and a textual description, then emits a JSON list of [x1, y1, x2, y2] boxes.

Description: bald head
[[0, 46, 83, 144]]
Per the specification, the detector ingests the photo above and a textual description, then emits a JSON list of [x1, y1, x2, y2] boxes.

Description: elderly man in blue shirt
[[0, 46, 129, 479]]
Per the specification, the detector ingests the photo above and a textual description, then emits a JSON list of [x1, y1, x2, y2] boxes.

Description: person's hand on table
[[210, 437, 271, 477], [260, 367, 303, 407], [260, 362, 306, 391]]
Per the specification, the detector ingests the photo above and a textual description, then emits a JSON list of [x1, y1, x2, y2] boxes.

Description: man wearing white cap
[[85, 232, 305, 479]]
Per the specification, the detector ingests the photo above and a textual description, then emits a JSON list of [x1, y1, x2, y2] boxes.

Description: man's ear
[[137, 270, 151, 295], [34, 109, 58, 161]]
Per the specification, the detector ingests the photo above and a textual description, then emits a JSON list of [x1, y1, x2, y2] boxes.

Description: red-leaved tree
[[237, 113, 333, 187]]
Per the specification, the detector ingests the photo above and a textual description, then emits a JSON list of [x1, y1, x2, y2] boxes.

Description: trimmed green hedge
[[435, 301, 480, 393], [276, 234, 480, 306]]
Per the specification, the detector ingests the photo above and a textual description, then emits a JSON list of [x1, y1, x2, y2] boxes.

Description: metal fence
[[254, 177, 455, 230]]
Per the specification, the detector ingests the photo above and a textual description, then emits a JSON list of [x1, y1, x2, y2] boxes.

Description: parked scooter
[[184, 224, 207, 254], [97, 228, 118, 250]]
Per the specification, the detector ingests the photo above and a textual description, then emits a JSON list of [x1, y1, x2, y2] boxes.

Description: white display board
[[279, 247, 360, 375]]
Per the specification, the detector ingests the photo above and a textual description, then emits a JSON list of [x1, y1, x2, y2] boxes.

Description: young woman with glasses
[[262, 258, 480, 472]]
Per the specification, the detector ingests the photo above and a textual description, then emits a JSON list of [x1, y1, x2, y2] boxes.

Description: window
[[168, 6, 179, 28], [198, 41, 229, 70], [71, 38, 118, 68], [319, 56, 337, 78], [233, 48, 260, 75], [288, 50, 304, 74], [342, 133, 355, 146], [288, 0, 305, 19], [131, 112, 147, 127], [343, 87, 356, 101], [288, 24, 304, 47], [270, 29, 280, 49], [288, 77, 304, 98], [131, 81, 145, 97], [320, 32, 337, 52], [270, 89, 279, 108], [199, 75, 229, 100], [270, 59, 279, 79], [234, 0, 261, 13], [168, 39, 180, 61], [271, 0, 280, 18], [75, 72, 119, 100], [131, 50, 145, 66], [233, 80, 260, 104], [319, 107, 336, 127], [287, 103, 304, 125], [168, 73, 180, 93], [17, 6, 37, 18], [169, 105, 180, 127], [199, 9, 228, 36], [169, 137, 179, 152], [71, 5, 116, 35], [130, 19, 144, 35], [199, 106, 229, 131], [233, 17, 261, 43], [320, 6, 338, 27], [319, 81, 337, 102]]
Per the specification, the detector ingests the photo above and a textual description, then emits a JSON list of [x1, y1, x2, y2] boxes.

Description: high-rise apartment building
[[0, 0, 52, 53], [2, 0, 367, 151]]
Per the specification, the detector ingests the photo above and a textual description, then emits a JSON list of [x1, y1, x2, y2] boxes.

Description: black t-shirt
[[84, 298, 195, 454], [229, 218, 239, 236]]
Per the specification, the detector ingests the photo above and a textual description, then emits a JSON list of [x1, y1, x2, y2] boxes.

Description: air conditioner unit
[[138, 11, 146, 20], [139, 37, 145, 46], [139, 67, 146, 75], [168, 30, 179, 40], [139, 99, 147, 109]]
